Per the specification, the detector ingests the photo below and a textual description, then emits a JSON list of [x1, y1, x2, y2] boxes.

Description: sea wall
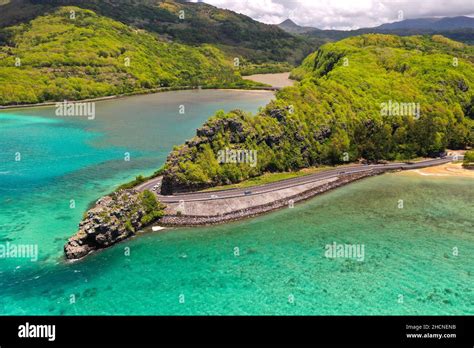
[[160, 170, 385, 226], [65, 170, 385, 260]]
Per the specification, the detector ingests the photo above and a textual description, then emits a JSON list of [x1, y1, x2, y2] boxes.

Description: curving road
[[138, 157, 456, 203]]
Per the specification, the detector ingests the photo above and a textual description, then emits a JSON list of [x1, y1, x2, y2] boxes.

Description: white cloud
[[189, 0, 474, 30]]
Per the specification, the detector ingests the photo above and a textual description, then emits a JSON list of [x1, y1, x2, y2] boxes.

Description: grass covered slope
[[161, 34, 474, 194], [0, 0, 314, 67], [0, 6, 255, 105]]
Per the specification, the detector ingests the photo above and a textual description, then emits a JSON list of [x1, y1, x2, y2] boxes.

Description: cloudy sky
[[190, 0, 474, 30]]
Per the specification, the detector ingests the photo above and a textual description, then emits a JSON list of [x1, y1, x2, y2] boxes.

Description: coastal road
[[138, 157, 456, 203]]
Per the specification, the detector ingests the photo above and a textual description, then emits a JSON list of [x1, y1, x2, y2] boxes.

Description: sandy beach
[[399, 162, 474, 178], [244, 72, 295, 88]]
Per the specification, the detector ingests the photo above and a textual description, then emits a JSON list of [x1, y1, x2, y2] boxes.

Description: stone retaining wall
[[160, 170, 385, 226]]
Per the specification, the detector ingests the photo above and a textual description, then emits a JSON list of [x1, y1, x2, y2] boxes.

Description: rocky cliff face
[[64, 189, 164, 260], [161, 113, 252, 194]]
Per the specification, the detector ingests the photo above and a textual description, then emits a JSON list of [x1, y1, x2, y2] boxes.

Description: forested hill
[[0, 0, 314, 65], [0, 6, 257, 105], [161, 34, 474, 194]]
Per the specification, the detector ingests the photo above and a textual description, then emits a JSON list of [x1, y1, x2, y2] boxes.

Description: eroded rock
[[64, 189, 164, 260]]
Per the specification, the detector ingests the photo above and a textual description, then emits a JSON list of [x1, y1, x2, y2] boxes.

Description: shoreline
[[243, 72, 295, 88], [0, 85, 279, 111], [65, 170, 385, 261], [130, 161, 473, 230], [398, 162, 474, 178], [160, 170, 385, 227], [64, 157, 459, 260]]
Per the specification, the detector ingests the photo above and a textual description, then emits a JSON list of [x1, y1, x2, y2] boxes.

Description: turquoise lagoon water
[[0, 90, 473, 315]]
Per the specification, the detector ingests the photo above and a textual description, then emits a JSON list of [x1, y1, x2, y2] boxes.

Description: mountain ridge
[[278, 16, 474, 45], [378, 16, 474, 31], [278, 16, 474, 33], [278, 18, 319, 34], [0, 0, 314, 65]]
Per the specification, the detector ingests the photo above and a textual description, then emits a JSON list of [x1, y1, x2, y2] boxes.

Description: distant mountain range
[[377, 16, 474, 31], [278, 17, 474, 44], [279, 16, 474, 33]]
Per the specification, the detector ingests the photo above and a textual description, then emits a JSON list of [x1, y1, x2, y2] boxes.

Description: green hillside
[[161, 34, 474, 194], [0, 0, 314, 66], [0, 6, 257, 105]]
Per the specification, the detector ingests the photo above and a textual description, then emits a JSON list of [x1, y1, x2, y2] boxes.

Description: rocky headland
[[64, 189, 165, 260]]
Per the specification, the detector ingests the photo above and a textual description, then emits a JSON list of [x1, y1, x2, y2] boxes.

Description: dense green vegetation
[[0, 0, 313, 66], [161, 34, 474, 193], [98, 189, 165, 233], [116, 167, 165, 192], [239, 62, 293, 76], [463, 150, 474, 168], [117, 175, 147, 192], [139, 190, 165, 225], [202, 166, 336, 192], [0, 6, 259, 105]]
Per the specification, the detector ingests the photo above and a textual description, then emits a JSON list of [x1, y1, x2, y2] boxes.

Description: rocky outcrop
[[161, 111, 252, 194], [195, 115, 247, 143], [268, 107, 287, 122], [64, 189, 164, 260], [314, 125, 332, 142], [160, 145, 210, 194]]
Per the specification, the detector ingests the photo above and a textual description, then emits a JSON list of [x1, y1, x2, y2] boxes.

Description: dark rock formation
[[268, 106, 294, 123], [263, 133, 283, 147], [161, 113, 251, 194], [195, 116, 247, 142], [160, 144, 208, 195], [64, 189, 164, 260], [314, 125, 332, 142]]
